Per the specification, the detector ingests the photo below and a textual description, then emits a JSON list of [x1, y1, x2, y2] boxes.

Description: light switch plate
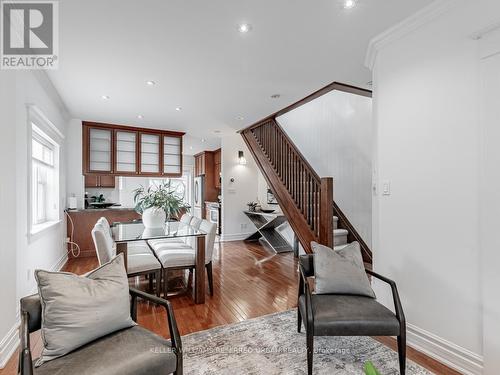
[[382, 180, 391, 196]]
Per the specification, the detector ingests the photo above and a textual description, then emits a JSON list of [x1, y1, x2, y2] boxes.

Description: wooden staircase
[[240, 82, 373, 264]]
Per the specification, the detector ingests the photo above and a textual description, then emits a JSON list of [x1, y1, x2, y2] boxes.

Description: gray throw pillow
[[312, 241, 375, 298], [34, 254, 135, 366]]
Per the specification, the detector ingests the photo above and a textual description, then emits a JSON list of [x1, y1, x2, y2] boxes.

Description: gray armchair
[[298, 254, 406, 375], [18, 288, 182, 375]]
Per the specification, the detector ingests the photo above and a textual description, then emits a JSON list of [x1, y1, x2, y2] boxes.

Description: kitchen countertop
[[66, 207, 137, 213]]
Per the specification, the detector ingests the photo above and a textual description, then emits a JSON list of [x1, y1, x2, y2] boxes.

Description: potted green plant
[[133, 182, 188, 228]]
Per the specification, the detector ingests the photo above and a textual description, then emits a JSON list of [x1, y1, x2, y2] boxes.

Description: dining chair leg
[[155, 270, 161, 297], [163, 269, 168, 298], [206, 262, 214, 296], [187, 269, 193, 288], [148, 272, 154, 292]]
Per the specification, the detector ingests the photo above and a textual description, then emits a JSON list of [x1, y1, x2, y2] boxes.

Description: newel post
[[319, 177, 334, 248]]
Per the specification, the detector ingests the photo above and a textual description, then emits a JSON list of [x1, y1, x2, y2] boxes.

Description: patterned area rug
[[182, 310, 433, 374]]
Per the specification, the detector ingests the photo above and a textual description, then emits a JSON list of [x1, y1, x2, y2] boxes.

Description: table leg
[[116, 242, 128, 273], [194, 236, 205, 304]]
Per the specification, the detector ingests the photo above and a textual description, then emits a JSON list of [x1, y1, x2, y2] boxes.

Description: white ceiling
[[48, 0, 434, 155]]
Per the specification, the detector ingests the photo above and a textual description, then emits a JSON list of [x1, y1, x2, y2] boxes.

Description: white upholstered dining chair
[[91, 218, 162, 296], [148, 219, 217, 296]]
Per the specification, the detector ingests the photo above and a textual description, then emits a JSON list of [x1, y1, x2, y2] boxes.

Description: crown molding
[[364, 0, 460, 70]]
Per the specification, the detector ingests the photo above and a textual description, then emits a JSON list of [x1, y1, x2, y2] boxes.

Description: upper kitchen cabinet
[[214, 148, 221, 189], [84, 126, 114, 173], [139, 133, 160, 175], [115, 129, 138, 175], [82, 122, 184, 177], [163, 135, 182, 176]]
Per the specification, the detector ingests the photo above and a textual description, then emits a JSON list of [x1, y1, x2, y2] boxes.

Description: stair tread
[[334, 229, 348, 235], [334, 244, 349, 251]]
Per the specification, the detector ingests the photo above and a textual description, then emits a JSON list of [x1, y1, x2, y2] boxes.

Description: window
[[149, 169, 193, 208], [30, 123, 60, 233]]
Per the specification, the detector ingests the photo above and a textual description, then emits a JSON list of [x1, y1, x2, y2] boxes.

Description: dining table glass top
[[111, 220, 206, 243]]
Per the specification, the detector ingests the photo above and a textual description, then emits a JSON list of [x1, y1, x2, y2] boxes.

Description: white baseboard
[[0, 251, 68, 369], [407, 323, 484, 375], [51, 252, 69, 272], [0, 323, 20, 369], [219, 232, 254, 242]]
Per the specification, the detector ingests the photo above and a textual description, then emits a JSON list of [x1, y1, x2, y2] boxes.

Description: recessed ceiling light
[[213, 130, 221, 134], [137, 114, 144, 119], [101, 95, 110, 100], [146, 80, 156, 86], [201, 138, 206, 143], [175, 107, 182, 111], [270, 94, 281, 99], [237, 116, 245, 121], [238, 23, 252, 33], [343, 0, 356, 9]]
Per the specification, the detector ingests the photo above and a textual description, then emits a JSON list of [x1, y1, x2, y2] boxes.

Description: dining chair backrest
[[190, 217, 202, 230], [179, 214, 193, 225], [97, 217, 112, 236], [199, 220, 217, 264], [91, 223, 115, 265], [184, 216, 202, 247]]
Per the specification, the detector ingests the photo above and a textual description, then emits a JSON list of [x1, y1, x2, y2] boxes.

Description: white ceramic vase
[[142, 207, 166, 228]]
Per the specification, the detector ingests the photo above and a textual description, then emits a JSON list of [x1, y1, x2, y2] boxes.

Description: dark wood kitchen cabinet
[[214, 148, 221, 189], [82, 122, 184, 177], [84, 174, 116, 188]]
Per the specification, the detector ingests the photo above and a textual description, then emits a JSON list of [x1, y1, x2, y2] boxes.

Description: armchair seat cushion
[[33, 326, 177, 375], [127, 254, 161, 274], [298, 294, 400, 336]]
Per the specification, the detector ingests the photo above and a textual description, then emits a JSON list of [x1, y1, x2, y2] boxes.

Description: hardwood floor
[[1, 240, 459, 374]]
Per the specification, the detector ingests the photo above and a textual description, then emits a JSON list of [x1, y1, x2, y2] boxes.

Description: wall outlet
[[240, 223, 248, 231]]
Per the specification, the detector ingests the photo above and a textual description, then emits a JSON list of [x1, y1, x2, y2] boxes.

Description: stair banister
[[239, 81, 372, 262]]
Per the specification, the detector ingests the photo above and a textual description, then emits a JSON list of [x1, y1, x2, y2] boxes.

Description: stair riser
[[334, 233, 348, 246]]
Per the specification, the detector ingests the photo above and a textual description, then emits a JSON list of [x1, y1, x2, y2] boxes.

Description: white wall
[[370, 1, 500, 373], [66, 119, 85, 208], [0, 71, 20, 368], [15, 72, 69, 300], [278, 89, 373, 246], [478, 29, 500, 375], [221, 133, 259, 241], [0, 71, 69, 368]]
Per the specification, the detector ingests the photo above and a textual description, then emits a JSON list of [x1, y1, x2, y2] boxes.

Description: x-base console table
[[243, 211, 295, 254]]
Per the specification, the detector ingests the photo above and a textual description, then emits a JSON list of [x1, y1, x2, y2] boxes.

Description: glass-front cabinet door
[[140, 133, 160, 174], [88, 127, 113, 173], [163, 135, 182, 176], [115, 130, 138, 175]]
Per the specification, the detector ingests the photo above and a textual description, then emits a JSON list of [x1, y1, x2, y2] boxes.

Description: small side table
[[243, 211, 293, 253]]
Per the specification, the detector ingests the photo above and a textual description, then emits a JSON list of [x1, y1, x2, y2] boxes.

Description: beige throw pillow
[[312, 241, 375, 298], [34, 254, 135, 366]]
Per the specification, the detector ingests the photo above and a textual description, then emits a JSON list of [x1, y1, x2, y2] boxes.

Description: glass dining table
[[111, 220, 207, 304]]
